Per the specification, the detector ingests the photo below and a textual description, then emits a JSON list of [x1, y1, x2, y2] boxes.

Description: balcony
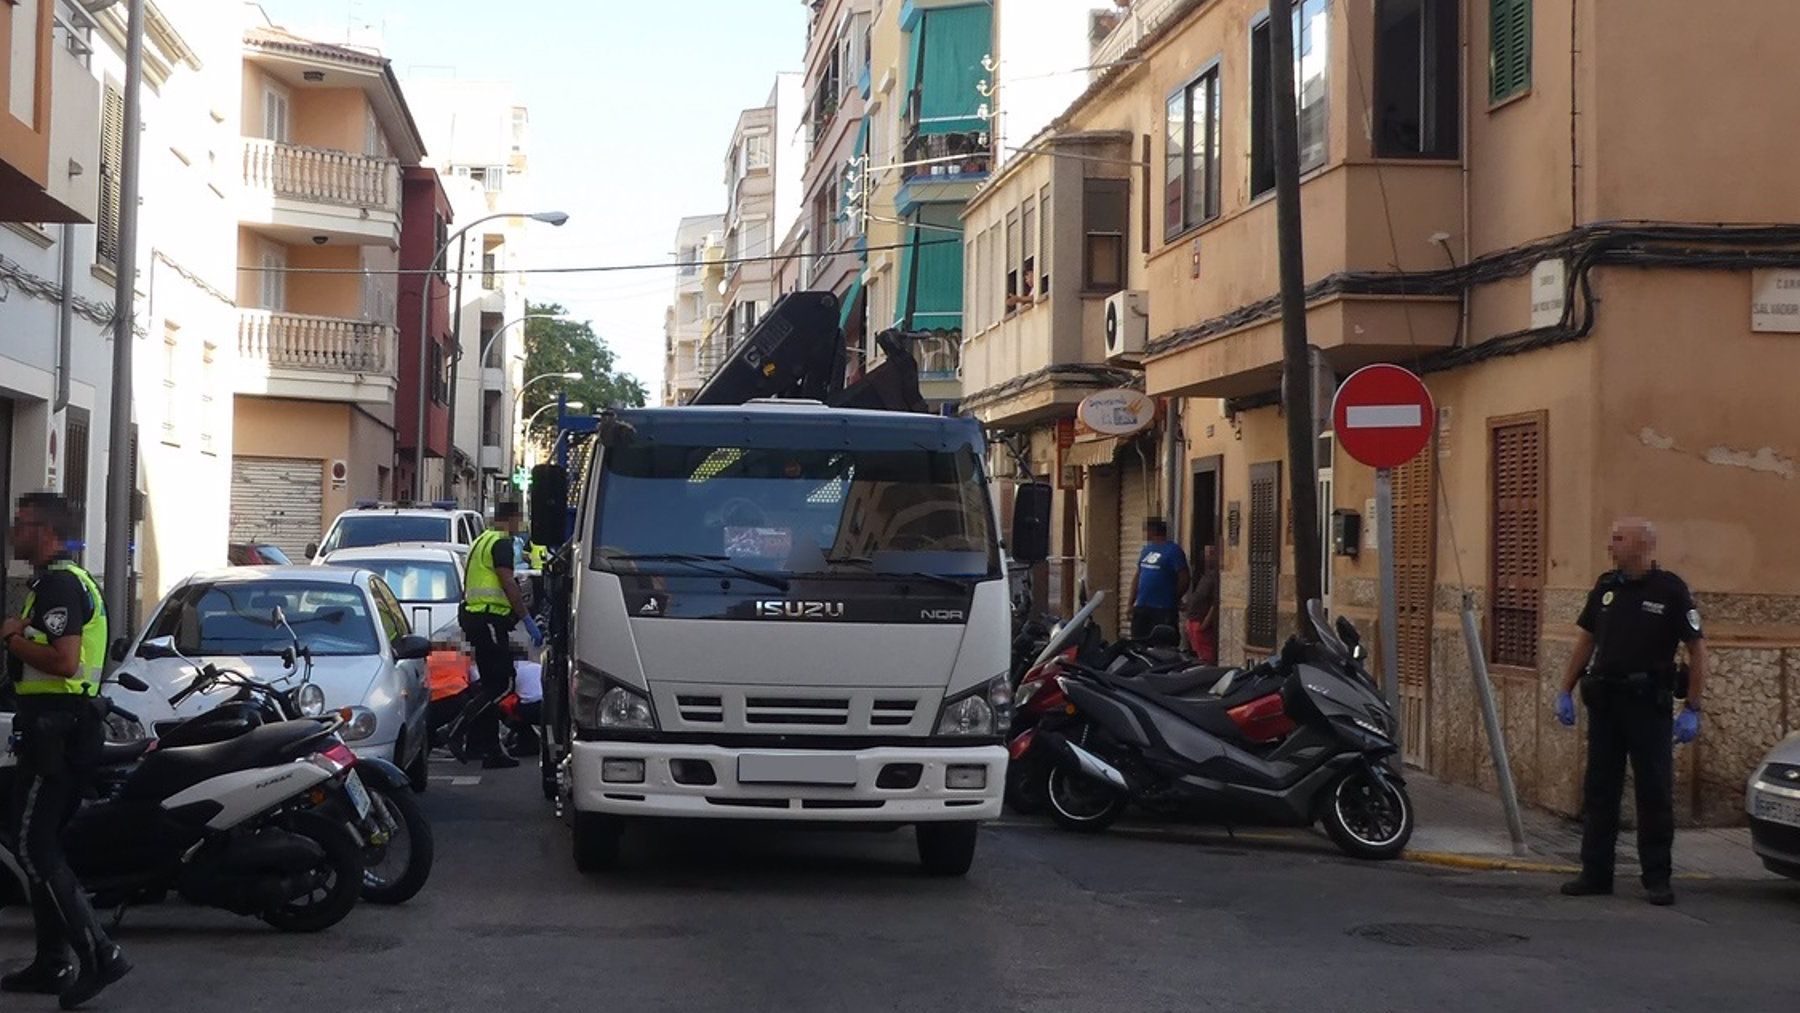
[[236, 310, 398, 405], [1091, 0, 1188, 71], [898, 128, 990, 214], [482, 366, 505, 393], [480, 445, 506, 473], [240, 138, 401, 245]]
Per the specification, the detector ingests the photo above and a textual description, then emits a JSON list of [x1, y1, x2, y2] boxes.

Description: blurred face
[[1144, 524, 1166, 543], [10, 505, 54, 563], [1607, 520, 1653, 573]]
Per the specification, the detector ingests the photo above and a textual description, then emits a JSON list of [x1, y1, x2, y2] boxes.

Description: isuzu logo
[[756, 600, 846, 619], [920, 609, 966, 621]]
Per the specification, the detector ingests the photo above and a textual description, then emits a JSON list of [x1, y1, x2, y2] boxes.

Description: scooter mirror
[[1335, 615, 1362, 649], [138, 635, 178, 660], [114, 672, 150, 693]]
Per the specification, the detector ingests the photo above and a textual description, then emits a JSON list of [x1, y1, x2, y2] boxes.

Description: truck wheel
[[573, 812, 624, 873], [916, 821, 979, 876]]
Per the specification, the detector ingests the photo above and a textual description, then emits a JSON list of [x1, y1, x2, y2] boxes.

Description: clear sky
[[251, 0, 807, 395]]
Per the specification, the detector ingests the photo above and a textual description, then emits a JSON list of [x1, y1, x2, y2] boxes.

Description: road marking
[[1345, 405, 1423, 429], [430, 774, 484, 786]]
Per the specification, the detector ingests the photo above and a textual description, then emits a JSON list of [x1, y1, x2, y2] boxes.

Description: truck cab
[[548, 401, 1047, 874]]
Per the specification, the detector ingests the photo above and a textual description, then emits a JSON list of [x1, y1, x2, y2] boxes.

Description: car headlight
[[574, 665, 657, 732], [293, 683, 326, 717], [936, 674, 1011, 737], [339, 706, 379, 742]]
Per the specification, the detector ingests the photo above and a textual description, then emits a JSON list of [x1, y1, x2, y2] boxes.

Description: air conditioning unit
[[1104, 290, 1149, 362]]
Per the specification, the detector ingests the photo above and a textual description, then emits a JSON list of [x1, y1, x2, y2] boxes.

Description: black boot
[[1, 959, 73, 995], [59, 942, 130, 1010], [1644, 883, 1676, 906], [1559, 876, 1613, 897]]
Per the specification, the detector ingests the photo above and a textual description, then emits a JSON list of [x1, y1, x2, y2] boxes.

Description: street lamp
[[412, 210, 569, 500], [520, 371, 583, 398], [524, 399, 585, 437], [475, 314, 575, 513]]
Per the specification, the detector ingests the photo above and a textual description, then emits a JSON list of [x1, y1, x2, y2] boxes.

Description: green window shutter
[[1490, 0, 1533, 103]]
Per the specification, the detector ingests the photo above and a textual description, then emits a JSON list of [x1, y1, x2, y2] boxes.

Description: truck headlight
[[936, 674, 1011, 737], [599, 687, 655, 730], [574, 664, 657, 732]]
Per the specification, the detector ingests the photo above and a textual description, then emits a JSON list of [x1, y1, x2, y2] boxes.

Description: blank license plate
[[1754, 792, 1800, 829], [344, 770, 372, 818], [737, 753, 858, 786]]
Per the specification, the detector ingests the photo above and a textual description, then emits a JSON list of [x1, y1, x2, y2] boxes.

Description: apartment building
[[702, 75, 804, 380], [862, 0, 992, 408], [798, 0, 873, 367], [663, 214, 724, 406], [974, 0, 1800, 824], [402, 76, 538, 511], [231, 22, 426, 555]]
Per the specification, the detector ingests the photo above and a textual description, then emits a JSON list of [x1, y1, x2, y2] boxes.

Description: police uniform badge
[[1601, 591, 1614, 607], [1687, 609, 1702, 634], [42, 607, 69, 637]]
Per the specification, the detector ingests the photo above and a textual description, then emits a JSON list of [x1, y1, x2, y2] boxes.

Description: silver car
[[320, 542, 469, 639], [108, 566, 433, 789], [1748, 732, 1800, 879]]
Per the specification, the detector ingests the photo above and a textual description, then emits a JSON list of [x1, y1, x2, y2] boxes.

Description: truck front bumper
[[570, 741, 1006, 822]]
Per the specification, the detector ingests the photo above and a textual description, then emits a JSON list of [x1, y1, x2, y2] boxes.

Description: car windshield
[[257, 545, 292, 565], [143, 581, 380, 657], [327, 559, 460, 603], [592, 443, 997, 579], [320, 515, 452, 553]]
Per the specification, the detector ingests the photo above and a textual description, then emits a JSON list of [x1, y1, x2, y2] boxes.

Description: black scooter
[[1038, 600, 1414, 860]]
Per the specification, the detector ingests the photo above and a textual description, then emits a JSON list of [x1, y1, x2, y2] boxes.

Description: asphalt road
[[5, 761, 1798, 1013]]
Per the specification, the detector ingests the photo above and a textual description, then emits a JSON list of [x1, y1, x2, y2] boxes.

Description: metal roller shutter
[[1115, 450, 1153, 634], [231, 457, 323, 560]]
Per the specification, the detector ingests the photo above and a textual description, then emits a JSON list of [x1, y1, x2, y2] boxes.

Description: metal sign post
[[1373, 468, 1402, 731]]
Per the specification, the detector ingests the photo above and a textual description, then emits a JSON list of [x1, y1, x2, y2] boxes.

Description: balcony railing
[[902, 131, 992, 184], [239, 310, 396, 376], [1092, 0, 1188, 69], [242, 138, 400, 214]]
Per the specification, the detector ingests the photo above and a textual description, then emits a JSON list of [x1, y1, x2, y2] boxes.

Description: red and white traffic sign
[[1332, 364, 1435, 470]]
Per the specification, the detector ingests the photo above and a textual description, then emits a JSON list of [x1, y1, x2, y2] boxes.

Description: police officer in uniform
[[460, 502, 542, 769], [1554, 517, 1708, 906], [1, 493, 131, 1005]]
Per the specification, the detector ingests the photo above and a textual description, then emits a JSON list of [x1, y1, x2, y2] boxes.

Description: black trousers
[[1130, 606, 1180, 640], [1578, 683, 1675, 887], [459, 612, 515, 758], [10, 699, 111, 965]]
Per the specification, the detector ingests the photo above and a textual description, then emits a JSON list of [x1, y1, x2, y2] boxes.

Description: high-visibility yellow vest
[[528, 542, 549, 570], [16, 560, 106, 697], [463, 529, 512, 615]]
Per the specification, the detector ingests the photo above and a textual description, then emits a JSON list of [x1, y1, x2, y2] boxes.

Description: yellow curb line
[[1403, 850, 1715, 880]]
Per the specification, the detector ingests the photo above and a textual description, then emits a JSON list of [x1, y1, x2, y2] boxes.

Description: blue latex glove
[[1674, 707, 1700, 744], [1554, 691, 1576, 727], [522, 613, 545, 648]]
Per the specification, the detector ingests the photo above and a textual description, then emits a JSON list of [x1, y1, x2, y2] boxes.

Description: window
[[1376, 0, 1459, 157], [483, 165, 505, 193], [1004, 210, 1020, 313], [511, 107, 529, 152], [259, 245, 286, 310], [1020, 200, 1037, 302], [1039, 186, 1052, 297], [261, 84, 291, 143], [481, 252, 498, 291], [1251, 0, 1331, 198], [97, 85, 124, 268], [368, 578, 410, 645], [1489, 0, 1532, 103], [742, 217, 770, 259], [1488, 413, 1546, 668], [145, 580, 381, 657], [429, 341, 449, 405], [201, 343, 218, 455], [1247, 461, 1282, 649], [1165, 66, 1222, 241], [746, 132, 772, 170], [1082, 178, 1129, 293], [162, 324, 180, 446], [65, 409, 90, 550]]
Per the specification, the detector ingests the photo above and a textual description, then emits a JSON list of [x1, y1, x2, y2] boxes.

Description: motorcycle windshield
[[1028, 592, 1109, 672], [1305, 600, 1353, 667]]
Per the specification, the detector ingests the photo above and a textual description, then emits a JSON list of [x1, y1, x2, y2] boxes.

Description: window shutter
[[1247, 462, 1282, 649], [1490, 0, 1532, 102], [97, 86, 125, 267], [1489, 415, 1545, 668]]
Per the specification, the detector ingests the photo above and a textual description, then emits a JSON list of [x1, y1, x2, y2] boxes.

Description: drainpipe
[[54, 225, 76, 412], [1161, 396, 1181, 526], [1458, 4, 1472, 348]]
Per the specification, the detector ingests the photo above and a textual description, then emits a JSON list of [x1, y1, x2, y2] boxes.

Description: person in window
[[1183, 544, 1221, 664], [1129, 518, 1189, 641]]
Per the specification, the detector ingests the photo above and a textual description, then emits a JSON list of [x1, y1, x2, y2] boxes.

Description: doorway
[[1189, 456, 1221, 556]]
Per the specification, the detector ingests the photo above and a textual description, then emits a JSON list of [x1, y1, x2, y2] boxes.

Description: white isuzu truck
[[529, 293, 1050, 876]]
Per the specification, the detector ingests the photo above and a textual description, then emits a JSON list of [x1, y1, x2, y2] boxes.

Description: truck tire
[[573, 812, 624, 873], [916, 821, 979, 876]]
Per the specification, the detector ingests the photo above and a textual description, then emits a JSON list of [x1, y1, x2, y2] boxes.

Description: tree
[[520, 302, 647, 452]]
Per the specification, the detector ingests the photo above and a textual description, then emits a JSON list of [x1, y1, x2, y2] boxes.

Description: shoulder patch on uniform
[[41, 607, 69, 637], [1688, 609, 1702, 632], [1601, 591, 1615, 606]]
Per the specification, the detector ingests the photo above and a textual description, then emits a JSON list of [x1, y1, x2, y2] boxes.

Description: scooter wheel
[[1046, 766, 1126, 832], [360, 783, 435, 905], [1321, 768, 1414, 860], [260, 811, 365, 933]]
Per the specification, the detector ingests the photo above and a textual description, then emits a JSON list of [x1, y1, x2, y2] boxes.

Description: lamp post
[[476, 315, 573, 513], [514, 372, 582, 469], [524, 400, 584, 440], [412, 210, 568, 500], [101, 0, 147, 633]]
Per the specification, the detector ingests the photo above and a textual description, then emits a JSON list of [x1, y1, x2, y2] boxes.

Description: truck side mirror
[[1010, 482, 1052, 564], [531, 464, 570, 547]]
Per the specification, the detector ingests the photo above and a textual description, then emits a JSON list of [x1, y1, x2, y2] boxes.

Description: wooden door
[[1393, 443, 1437, 767]]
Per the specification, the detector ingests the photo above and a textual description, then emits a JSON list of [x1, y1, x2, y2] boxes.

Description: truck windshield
[[593, 443, 997, 579]]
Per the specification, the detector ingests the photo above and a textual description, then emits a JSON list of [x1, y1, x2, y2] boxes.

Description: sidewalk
[[1404, 771, 1772, 880]]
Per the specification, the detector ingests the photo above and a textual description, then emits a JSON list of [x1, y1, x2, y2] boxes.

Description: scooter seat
[[121, 721, 332, 802], [98, 739, 153, 768], [1129, 665, 1236, 698], [1130, 687, 1245, 740]]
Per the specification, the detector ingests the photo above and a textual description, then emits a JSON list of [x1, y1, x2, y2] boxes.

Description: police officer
[[1554, 517, 1708, 906], [461, 502, 542, 769], [1, 493, 131, 1005]]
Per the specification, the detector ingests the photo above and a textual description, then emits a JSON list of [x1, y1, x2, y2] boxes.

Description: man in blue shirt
[[1129, 517, 1189, 640]]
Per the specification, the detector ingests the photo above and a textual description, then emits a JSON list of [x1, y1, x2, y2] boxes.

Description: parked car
[[319, 543, 468, 638], [308, 502, 486, 562], [107, 567, 434, 789], [228, 542, 293, 566], [1747, 732, 1800, 879]]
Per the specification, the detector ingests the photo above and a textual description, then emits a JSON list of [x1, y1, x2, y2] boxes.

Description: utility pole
[[103, 0, 147, 633], [1266, 0, 1323, 618]]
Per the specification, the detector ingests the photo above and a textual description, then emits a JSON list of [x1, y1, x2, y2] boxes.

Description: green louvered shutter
[[1489, 0, 1533, 103]]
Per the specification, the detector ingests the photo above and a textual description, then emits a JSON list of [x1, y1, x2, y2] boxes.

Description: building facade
[[798, 0, 873, 366], [979, 0, 1800, 825], [231, 22, 426, 556], [663, 214, 724, 406]]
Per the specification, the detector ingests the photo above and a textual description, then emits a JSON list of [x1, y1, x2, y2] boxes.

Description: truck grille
[[676, 695, 724, 723], [870, 699, 918, 727], [655, 687, 939, 735], [745, 697, 850, 726]]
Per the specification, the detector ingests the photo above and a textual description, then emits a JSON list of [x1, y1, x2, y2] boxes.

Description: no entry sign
[[1332, 364, 1435, 469]]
